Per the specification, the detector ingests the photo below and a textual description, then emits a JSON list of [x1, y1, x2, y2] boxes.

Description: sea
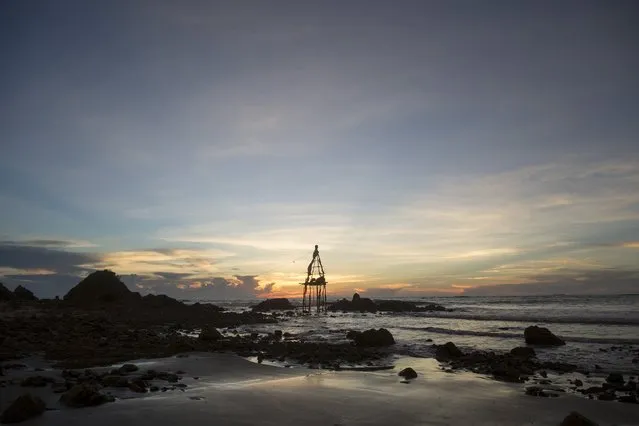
[[193, 294, 639, 374]]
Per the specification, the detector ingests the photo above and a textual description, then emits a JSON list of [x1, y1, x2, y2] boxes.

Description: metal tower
[[300, 244, 327, 314]]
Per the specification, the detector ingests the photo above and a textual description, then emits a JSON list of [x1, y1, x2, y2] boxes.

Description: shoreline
[[2, 353, 638, 426]]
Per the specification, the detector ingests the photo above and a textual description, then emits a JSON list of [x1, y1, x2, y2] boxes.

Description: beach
[[2, 353, 638, 426], [2, 287, 639, 425]]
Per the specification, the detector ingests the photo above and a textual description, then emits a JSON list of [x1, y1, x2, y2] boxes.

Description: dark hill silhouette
[[0, 282, 14, 301], [64, 270, 136, 305], [13, 285, 38, 301]]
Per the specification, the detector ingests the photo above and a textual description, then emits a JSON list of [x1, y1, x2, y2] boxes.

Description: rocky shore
[[1, 273, 638, 423]]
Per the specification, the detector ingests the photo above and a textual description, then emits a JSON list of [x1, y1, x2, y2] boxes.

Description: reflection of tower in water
[[300, 244, 327, 314]]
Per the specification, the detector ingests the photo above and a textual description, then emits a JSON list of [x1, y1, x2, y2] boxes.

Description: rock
[[0, 283, 15, 301], [13, 285, 37, 301], [198, 327, 222, 342], [0, 394, 46, 424], [156, 372, 179, 383], [524, 326, 565, 346], [435, 342, 463, 361], [60, 384, 114, 407], [251, 298, 295, 311], [64, 270, 135, 305], [119, 363, 139, 374], [606, 372, 624, 384], [493, 365, 523, 383], [346, 330, 359, 340], [329, 294, 377, 313], [101, 375, 128, 388], [353, 328, 395, 347], [20, 375, 52, 387], [573, 379, 583, 387], [128, 379, 147, 393], [617, 395, 638, 404], [398, 367, 417, 379], [560, 411, 599, 426], [582, 386, 604, 394], [525, 386, 551, 397], [510, 347, 536, 359], [597, 392, 615, 401]]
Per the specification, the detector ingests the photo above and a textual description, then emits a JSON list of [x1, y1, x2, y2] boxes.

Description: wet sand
[[3, 353, 638, 426]]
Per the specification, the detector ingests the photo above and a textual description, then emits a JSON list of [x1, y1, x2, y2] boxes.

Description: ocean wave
[[402, 311, 639, 326], [399, 326, 639, 345]]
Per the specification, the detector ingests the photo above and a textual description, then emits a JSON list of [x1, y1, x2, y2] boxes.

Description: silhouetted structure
[[301, 244, 327, 314]]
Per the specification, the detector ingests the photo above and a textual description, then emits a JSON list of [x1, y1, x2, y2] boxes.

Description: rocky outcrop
[[510, 347, 536, 359], [398, 367, 417, 379], [13, 286, 37, 301], [251, 298, 295, 311], [140, 294, 184, 308], [1, 394, 46, 424], [0, 283, 15, 301], [352, 328, 395, 347], [64, 270, 134, 305], [329, 294, 448, 313], [524, 326, 565, 346], [60, 384, 114, 407], [606, 372, 624, 384], [329, 293, 377, 313], [198, 326, 223, 341], [435, 342, 463, 361], [560, 411, 599, 426]]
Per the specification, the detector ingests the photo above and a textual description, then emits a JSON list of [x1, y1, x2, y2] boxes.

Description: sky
[[1, 0, 638, 299]]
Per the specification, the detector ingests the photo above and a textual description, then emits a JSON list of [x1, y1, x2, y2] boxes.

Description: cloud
[[462, 268, 639, 296], [0, 238, 98, 248], [0, 242, 98, 274], [130, 274, 276, 300]]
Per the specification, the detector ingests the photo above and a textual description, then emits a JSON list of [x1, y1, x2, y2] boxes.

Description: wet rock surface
[[559, 411, 599, 426], [350, 328, 396, 347], [1, 394, 46, 424], [251, 298, 295, 312], [60, 384, 114, 407], [398, 367, 417, 379], [524, 326, 565, 346], [328, 293, 448, 313]]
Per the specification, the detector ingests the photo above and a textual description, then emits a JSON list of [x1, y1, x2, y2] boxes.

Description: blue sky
[[1, 0, 638, 298]]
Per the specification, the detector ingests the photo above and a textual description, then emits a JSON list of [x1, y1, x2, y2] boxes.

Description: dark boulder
[[606, 373, 624, 384], [64, 270, 134, 305], [524, 326, 565, 346], [353, 328, 395, 347], [0, 283, 14, 301], [346, 330, 359, 340], [199, 326, 223, 342], [617, 395, 638, 404], [559, 411, 599, 426], [251, 298, 295, 311], [101, 375, 129, 388], [20, 375, 53, 387], [510, 347, 536, 359], [329, 293, 377, 313], [60, 384, 114, 407], [435, 342, 463, 361], [398, 367, 418, 379], [119, 364, 139, 374], [13, 285, 37, 301], [1, 394, 46, 424]]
